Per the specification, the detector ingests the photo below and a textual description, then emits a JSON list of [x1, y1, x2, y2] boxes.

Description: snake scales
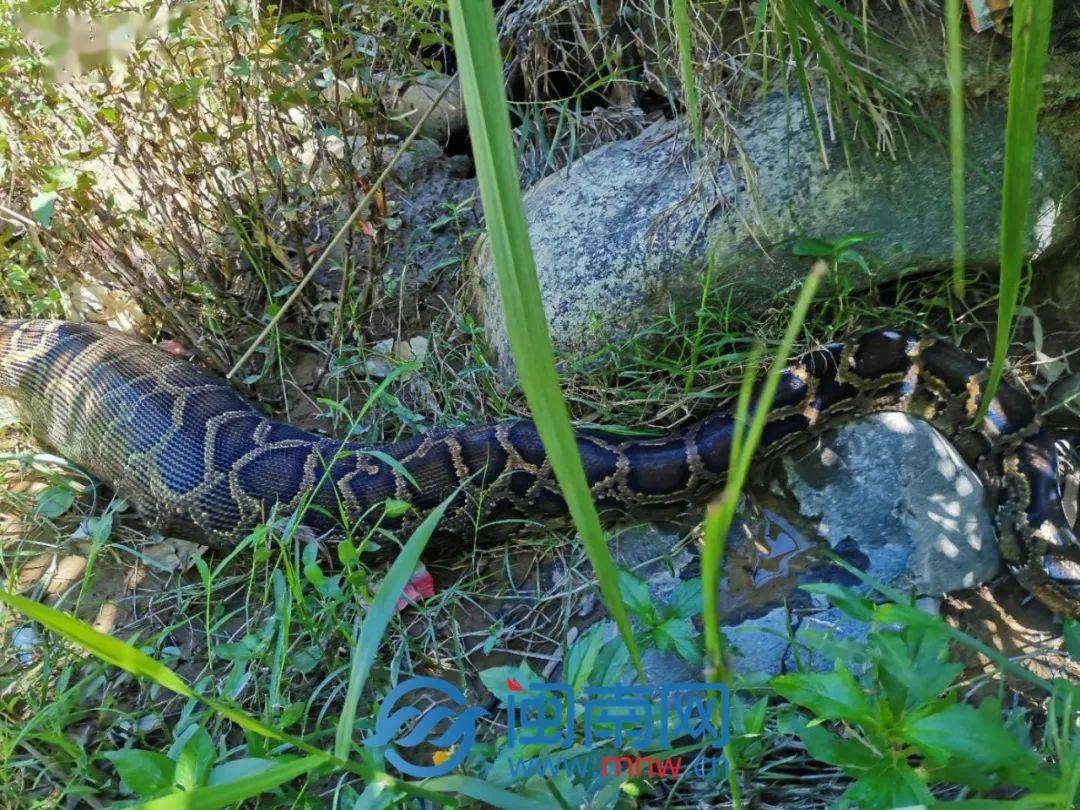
[[0, 319, 1078, 615]]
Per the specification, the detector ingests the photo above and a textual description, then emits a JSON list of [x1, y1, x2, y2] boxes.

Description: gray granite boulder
[[783, 412, 1000, 595], [722, 414, 999, 678], [600, 414, 1000, 680], [471, 95, 1076, 372]]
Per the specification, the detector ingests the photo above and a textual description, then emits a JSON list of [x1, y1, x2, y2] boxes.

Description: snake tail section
[[0, 320, 1077, 615]]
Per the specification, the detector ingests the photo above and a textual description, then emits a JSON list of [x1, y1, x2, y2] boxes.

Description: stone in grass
[[599, 413, 1000, 680], [782, 412, 1000, 596], [725, 413, 999, 678], [470, 94, 1076, 373]]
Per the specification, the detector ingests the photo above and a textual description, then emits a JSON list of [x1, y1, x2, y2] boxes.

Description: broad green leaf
[[900, 701, 1040, 774], [564, 624, 604, 693], [664, 578, 703, 619], [35, 484, 75, 518], [791, 238, 836, 257], [843, 760, 932, 808], [771, 665, 877, 727], [382, 498, 411, 518], [104, 749, 176, 797], [616, 569, 654, 622], [871, 601, 1051, 694], [30, 189, 57, 227], [590, 635, 632, 687], [173, 727, 216, 790], [42, 165, 76, 188], [478, 662, 541, 705], [800, 583, 874, 622], [653, 617, 700, 664], [778, 710, 878, 774], [870, 626, 961, 715]]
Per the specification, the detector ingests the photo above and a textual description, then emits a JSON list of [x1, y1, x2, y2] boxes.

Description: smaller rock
[[384, 73, 465, 144], [363, 338, 395, 378], [783, 413, 1000, 595], [641, 646, 698, 685], [11, 625, 38, 666], [395, 336, 429, 364], [11, 625, 37, 652], [364, 336, 429, 379], [723, 606, 792, 682]]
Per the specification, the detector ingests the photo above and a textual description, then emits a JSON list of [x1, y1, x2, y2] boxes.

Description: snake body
[[1, 319, 1078, 614]]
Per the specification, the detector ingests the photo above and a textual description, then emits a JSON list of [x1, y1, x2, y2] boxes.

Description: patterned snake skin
[[1, 320, 1078, 615]]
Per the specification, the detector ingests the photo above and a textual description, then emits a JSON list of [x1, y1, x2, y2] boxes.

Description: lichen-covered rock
[[783, 413, 1000, 595], [471, 95, 1076, 372], [722, 413, 1000, 678]]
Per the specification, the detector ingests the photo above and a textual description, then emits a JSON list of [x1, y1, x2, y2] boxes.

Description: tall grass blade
[[447, 0, 643, 676], [697, 260, 824, 810], [977, 0, 1053, 423], [136, 756, 325, 809], [701, 262, 825, 679], [946, 0, 967, 299], [672, 0, 702, 149], [334, 489, 458, 759]]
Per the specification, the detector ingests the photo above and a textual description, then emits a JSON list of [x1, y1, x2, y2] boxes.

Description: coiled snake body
[[1, 320, 1078, 615]]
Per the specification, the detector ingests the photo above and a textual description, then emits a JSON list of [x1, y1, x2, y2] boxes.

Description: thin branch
[[226, 78, 454, 379]]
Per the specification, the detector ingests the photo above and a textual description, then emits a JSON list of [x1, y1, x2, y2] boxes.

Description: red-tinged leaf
[[394, 564, 436, 610], [410, 566, 436, 599], [506, 677, 524, 692]]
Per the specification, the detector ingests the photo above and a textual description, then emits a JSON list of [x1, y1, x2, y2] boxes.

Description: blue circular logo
[[366, 676, 487, 777]]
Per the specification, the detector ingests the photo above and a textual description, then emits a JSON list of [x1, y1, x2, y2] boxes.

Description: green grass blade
[[0, 586, 203, 697], [701, 262, 825, 679], [672, 0, 702, 149], [976, 0, 1053, 424], [701, 499, 735, 683], [447, 0, 643, 676], [946, 0, 967, 299], [334, 488, 458, 760], [135, 755, 325, 810]]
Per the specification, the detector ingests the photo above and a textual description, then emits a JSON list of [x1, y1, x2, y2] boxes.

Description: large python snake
[[0, 319, 1078, 615]]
